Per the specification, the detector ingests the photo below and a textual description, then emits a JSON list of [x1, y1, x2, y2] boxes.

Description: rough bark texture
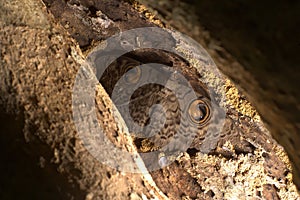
[[0, 0, 299, 199], [0, 0, 163, 199]]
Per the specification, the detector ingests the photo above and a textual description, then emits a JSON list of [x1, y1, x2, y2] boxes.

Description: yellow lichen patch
[[224, 79, 261, 121], [129, 0, 165, 27], [274, 145, 292, 171], [273, 145, 300, 199]]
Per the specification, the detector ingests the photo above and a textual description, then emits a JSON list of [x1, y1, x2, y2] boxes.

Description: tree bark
[[0, 0, 163, 199], [0, 0, 299, 199]]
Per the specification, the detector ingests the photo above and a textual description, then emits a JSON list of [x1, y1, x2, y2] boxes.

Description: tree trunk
[[0, 0, 299, 199]]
